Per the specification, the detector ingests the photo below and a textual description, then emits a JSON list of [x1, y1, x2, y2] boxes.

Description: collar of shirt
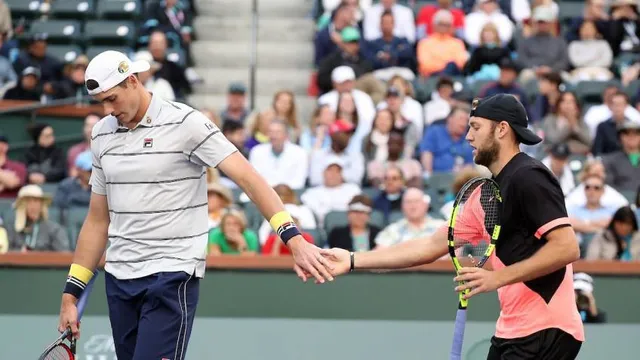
[[116, 93, 164, 130]]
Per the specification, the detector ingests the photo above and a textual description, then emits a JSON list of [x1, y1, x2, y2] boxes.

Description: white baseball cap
[[84, 50, 150, 96], [331, 66, 356, 83]]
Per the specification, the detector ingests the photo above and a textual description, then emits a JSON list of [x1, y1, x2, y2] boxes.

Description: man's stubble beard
[[474, 136, 500, 168]]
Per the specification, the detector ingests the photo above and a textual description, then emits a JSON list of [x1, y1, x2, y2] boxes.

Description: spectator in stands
[[461, 0, 531, 24], [608, 0, 640, 57], [245, 108, 275, 152], [221, 82, 249, 124], [517, 6, 569, 82], [424, 76, 456, 125], [567, 21, 614, 83], [272, 90, 302, 142], [206, 182, 232, 230], [371, 164, 406, 221], [379, 75, 424, 132], [587, 206, 640, 260], [221, 120, 248, 158], [568, 174, 619, 245], [328, 194, 381, 252], [593, 91, 632, 155], [49, 55, 89, 100], [378, 84, 424, 139], [478, 58, 529, 111], [542, 92, 592, 155], [53, 151, 91, 209], [566, 159, 630, 210], [419, 104, 474, 176], [463, 0, 514, 48], [316, 0, 371, 29], [317, 27, 374, 96], [417, 9, 468, 77], [362, 10, 414, 74], [368, 130, 423, 188], [565, 0, 610, 43], [0, 134, 26, 198], [301, 156, 362, 226], [67, 113, 100, 177], [541, 143, 576, 195], [603, 120, 640, 192], [148, 31, 191, 99], [363, 109, 394, 163], [257, 184, 317, 245], [573, 272, 607, 323], [584, 85, 640, 138], [384, 87, 420, 156], [0, 36, 16, 97], [4, 66, 42, 101], [262, 215, 314, 255], [314, 2, 356, 67], [363, 0, 415, 44], [133, 51, 175, 101], [13, 33, 62, 85], [318, 66, 376, 137], [529, 72, 562, 124], [24, 124, 65, 184], [310, 119, 365, 186], [148, 0, 195, 68], [440, 167, 484, 220], [463, 23, 510, 78], [416, 0, 465, 40], [300, 104, 335, 153], [249, 120, 309, 190], [335, 91, 370, 154], [7, 184, 68, 252], [375, 187, 445, 247], [208, 207, 259, 255]]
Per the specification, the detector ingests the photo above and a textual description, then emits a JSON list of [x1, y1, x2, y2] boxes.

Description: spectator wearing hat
[[593, 91, 633, 156], [13, 33, 63, 85], [53, 151, 92, 209], [67, 113, 100, 177], [314, 2, 357, 67], [529, 71, 563, 124], [417, 9, 468, 77], [49, 55, 90, 100], [309, 119, 365, 187], [419, 104, 474, 176], [542, 91, 592, 155], [220, 81, 249, 124], [541, 143, 576, 195], [573, 273, 607, 323], [608, 0, 640, 57], [132, 50, 175, 101], [328, 194, 381, 252], [3, 66, 42, 101], [301, 156, 362, 226], [478, 58, 529, 113], [7, 184, 69, 252], [363, 0, 415, 43], [208, 207, 259, 255], [463, 0, 514, 48], [362, 10, 414, 74], [463, 22, 511, 77], [587, 206, 640, 261], [565, 159, 630, 210], [602, 120, 640, 192], [375, 187, 445, 247], [206, 182, 232, 230], [378, 85, 424, 139], [24, 124, 66, 185], [249, 120, 309, 191], [415, 0, 465, 40], [0, 134, 27, 198]]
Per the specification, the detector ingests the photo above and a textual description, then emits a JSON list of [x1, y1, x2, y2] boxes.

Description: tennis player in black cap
[[319, 93, 584, 359]]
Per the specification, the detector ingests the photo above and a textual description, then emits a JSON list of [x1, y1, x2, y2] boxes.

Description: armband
[[63, 263, 94, 299], [269, 211, 301, 244]]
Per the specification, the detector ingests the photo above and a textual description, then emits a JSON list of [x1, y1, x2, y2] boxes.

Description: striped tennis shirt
[[89, 94, 237, 280]]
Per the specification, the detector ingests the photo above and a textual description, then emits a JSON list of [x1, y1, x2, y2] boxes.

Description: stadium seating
[[97, 0, 142, 20], [28, 20, 83, 45], [51, 0, 96, 20], [5, 0, 43, 19], [46, 44, 84, 63], [84, 20, 136, 46], [323, 210, 385, 235]]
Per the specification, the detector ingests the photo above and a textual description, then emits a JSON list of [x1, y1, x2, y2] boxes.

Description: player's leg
[[485, 333, 541, 360], [537, 328, 582, 360], [132, 271, 200, 360], [105, 271, 147, 360]]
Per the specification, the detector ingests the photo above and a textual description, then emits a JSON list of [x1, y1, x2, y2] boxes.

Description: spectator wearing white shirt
[[301, 156, 362, 226], [463, 0, 514, 48], [363, 0, 416, 43], [541, 143, 576, 195], [584, 85, 640, 138], [309, 119, 365, 186], [565, 159, 630, 210], [248, 120, 309, 190], [424, 77, 456, 126], [377, 84, 424, 139], [133, 50, 175, 101]]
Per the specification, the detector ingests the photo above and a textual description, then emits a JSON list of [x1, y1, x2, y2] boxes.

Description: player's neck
[[129, 91, 153, 128], [489, 146, 520, 177]]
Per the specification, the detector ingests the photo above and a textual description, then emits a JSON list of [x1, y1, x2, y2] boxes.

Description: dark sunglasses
[[585, 184, 603, 191]]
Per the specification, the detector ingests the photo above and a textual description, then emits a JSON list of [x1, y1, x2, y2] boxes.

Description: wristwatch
[[349, 252, 355, 272]]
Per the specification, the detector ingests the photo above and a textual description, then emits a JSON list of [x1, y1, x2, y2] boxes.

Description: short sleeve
[[515, 167, 571, 239], [89, 129, 106, 195], [182, 110, 237, 168]]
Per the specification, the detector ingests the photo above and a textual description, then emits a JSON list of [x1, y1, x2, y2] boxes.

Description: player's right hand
[[319, 248, 351, 277], [58, 294, 80, 340]]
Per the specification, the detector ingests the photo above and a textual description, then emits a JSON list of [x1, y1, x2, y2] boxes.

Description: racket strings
[[43, 345, 73, 360]]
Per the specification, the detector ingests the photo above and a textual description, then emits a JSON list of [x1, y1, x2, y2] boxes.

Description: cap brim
[[131, 60, 151, 74], [511, 124, 542, 146]]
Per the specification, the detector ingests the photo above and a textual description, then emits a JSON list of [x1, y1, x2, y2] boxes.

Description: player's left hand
[[453, 267, 502, 300], [288, 236, 335, 284]]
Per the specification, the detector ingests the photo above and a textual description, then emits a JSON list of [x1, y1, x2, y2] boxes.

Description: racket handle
[[449, 309, 467, 360], [76, 272, 98, 320]]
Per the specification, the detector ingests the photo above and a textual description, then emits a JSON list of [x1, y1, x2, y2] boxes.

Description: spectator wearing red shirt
[[0, 134, 27, 198], [416, 0, 465, 40], [262, 217, 315, 256]]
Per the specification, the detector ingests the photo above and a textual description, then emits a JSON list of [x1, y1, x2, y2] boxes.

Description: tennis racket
[[38, 271, 99, 360], [448, 177, 502, 360]]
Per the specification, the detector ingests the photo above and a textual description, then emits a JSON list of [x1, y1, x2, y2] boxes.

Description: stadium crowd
[[0, 0, 638, 285]]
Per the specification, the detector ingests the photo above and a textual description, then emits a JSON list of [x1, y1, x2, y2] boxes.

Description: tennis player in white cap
[[56, 51, 334, 360]]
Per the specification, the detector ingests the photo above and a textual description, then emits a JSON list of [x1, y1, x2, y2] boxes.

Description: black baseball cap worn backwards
[[470, 93, 542, 146]]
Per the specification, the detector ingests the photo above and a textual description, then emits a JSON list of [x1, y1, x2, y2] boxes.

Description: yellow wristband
[[69, 263, 94, 285], [269, 211, 293, 232]]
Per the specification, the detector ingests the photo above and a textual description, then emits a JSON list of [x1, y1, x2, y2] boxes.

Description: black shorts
[[487, 328, 582, 360]]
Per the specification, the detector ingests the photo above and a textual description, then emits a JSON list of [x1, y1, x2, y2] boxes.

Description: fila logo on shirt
[[204, 121, 214, 132], [143, 138, 153, 148]]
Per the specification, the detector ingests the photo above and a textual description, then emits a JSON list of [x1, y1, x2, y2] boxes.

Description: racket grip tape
[[449, 309, 467, 360], [76, 272, 98, 320]]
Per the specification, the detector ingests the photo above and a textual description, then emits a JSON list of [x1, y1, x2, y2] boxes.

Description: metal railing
[[249, 0, 258, 111]]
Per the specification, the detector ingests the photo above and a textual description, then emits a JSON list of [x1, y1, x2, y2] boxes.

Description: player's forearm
[[72, 216, 109, 272], [355, 234, 447, 270]]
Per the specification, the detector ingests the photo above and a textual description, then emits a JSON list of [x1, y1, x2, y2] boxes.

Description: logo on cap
[[471, 98, 479, 110], [117, 61, 129, 74]]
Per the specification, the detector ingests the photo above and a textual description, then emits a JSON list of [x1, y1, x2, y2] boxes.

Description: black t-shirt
[[494, 152, 572, 303]]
